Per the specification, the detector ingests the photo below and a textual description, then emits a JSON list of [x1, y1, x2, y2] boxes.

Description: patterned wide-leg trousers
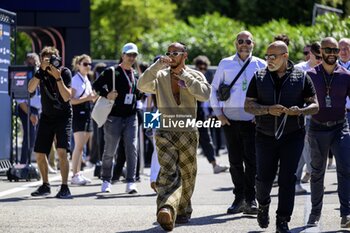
[[155, 130, 198, 218]]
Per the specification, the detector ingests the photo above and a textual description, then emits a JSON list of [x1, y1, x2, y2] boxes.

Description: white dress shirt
[[210, 53, 266, 121], [338, 60, 350, 109], [295, 61, 311, 71]]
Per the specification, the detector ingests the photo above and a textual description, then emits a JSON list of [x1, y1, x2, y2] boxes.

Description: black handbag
[[217, 57, 252, 101]]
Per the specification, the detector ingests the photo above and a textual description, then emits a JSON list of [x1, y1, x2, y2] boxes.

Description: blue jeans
[[101, 114, 138, 183], [308, 120, 350, 217], [255, 129, 305, 220]]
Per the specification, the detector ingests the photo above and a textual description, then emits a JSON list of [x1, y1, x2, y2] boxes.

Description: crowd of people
[[17, 31, 350, 232]]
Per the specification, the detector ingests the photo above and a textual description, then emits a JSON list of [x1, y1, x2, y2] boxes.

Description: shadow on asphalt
[[212, 187, 234, 192], [117, 214, 258, 233], [96, 193, 156, 199], [0, 191, 101, 202], [321, 231, 350, 233], [182, 213, 256, 226], [117, 226, 164, 233], [290, 225, 311, 233]]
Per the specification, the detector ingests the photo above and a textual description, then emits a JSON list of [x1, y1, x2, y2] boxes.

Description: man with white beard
[[244, 41, 319, 233]]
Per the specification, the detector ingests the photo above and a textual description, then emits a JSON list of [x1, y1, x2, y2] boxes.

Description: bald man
[[245, 41, 319, 233], [138, 42, 211, 231], [307, 37, 350, 228], [210, 30, 266, 216]]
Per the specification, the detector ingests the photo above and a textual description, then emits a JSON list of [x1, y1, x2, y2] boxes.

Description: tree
[[90, 0, 177, 60]]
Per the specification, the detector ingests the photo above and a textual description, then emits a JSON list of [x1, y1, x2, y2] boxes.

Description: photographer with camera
[[28, 46, 73, 198]]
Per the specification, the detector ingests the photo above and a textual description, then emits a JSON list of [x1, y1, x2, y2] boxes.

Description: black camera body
[[49, 55, 62, 69]]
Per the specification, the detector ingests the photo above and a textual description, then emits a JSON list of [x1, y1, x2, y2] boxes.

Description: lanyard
[[119, 65, 135, 94], [321, 69, 335, 96]]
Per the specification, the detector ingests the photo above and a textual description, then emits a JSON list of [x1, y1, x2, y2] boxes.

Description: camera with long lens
[[49, 55, 62, 69]]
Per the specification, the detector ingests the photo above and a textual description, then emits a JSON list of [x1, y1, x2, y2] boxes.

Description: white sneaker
[[101, 181, 111, 193], [80, 174, 92, 184], [295, 184, 307, 194], [48, 165, 57, 174], [213, 164, 229, 174], [126, 182, 138, 194], [71, 173, 87, 185]]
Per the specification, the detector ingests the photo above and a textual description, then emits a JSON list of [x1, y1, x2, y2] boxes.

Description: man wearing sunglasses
[[138, 42, 211, 231], [303, 44, 312, 61], [244, 41, 319, 233], [338, 38, 350, 127], [210, 31, 266, 216], [307, 37, 350, 228]]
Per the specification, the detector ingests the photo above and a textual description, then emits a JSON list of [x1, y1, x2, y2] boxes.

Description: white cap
[[122, 43, 138, 54]]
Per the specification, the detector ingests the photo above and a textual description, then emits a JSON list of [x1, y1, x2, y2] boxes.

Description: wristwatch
[[56, 77, 63, 82]]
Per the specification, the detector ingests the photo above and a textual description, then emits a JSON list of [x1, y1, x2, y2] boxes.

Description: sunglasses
[[165, 51, 185, 57], [303, 51, 309, 56], [322, 47, 340, 54], [82, 62, 92, 67], [312, 52, 322, 60], [125, 53, 138, 57], [237, 39, 253, 45], [265, 53, 286, 60]]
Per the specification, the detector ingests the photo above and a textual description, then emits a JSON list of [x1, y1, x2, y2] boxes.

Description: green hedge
[[140, 13, 350, 65]]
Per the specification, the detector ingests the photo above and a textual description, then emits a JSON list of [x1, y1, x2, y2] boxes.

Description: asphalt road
[[0, 151, 345, 233]]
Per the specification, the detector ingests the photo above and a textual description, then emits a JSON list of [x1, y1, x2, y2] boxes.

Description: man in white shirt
[[210, 30, 266, 215], [338, 38, 350, 124]]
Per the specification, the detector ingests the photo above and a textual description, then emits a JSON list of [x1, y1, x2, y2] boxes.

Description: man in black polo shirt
[[306, 37, 350, 228], [244, 41, 319, 233], [28, 46, 72, 198]]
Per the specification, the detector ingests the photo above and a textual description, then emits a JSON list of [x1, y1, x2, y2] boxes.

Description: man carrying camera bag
[[28, 46, 73, 198], [210, 31, 266, 215]]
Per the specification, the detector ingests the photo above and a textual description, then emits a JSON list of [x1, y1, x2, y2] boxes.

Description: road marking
[[0, 174, 62, 198], [0, 168, 94, 198]]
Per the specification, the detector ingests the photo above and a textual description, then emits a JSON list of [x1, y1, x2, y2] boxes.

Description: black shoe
[[175, 215, 190, 224], [31, 184, 51, 197], [307, 214, 320, 227], [276, 217, 290, 233], [244, 200, 258, 215], [227, 199, 245, 214], [257, 204, 270, 228], [55, 185, 72, 199]]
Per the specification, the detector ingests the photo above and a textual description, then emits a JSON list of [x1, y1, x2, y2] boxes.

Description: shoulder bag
[[217, 57, 251, 101], [91, 66, 116, 128]]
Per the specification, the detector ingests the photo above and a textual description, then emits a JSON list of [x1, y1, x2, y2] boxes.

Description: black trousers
[[198, 125, 216, 163], [223, 120, 256, 202], [255, 129, 305, 221]]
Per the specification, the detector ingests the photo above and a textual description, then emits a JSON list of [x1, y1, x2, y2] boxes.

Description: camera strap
[[108, 66, 116, 92], [227, 57, 252, 89]]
